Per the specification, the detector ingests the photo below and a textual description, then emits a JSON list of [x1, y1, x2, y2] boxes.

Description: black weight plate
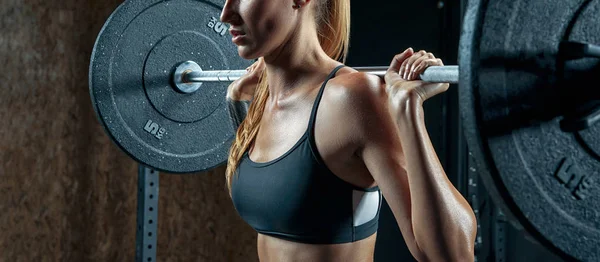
[[460, 0, 600, 261], [567, 1, 600, 164], [89, 0, 252, 173]]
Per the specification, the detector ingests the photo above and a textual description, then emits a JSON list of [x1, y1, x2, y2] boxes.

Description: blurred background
[[0, 0, 566, 261]]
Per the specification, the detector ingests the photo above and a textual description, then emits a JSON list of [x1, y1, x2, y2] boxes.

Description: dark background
[[0, 0, 567, 261]]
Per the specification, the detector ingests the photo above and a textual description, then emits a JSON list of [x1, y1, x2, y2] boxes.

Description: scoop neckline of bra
[[244, 129, 310, 168], [242, 64, 345, 168], [242, 129, 381, 192]]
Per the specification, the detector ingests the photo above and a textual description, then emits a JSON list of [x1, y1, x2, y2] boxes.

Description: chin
[[237, 46, 262, 60]]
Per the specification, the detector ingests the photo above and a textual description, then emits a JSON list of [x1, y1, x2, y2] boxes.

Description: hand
[[384, 48, 449, 108], [227, 57, 265, 100]]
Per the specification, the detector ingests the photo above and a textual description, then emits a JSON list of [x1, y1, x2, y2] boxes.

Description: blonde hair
[[225, 0, 351, 196]]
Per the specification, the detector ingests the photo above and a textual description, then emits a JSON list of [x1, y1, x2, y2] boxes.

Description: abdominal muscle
[[256, 232, 377, 262]]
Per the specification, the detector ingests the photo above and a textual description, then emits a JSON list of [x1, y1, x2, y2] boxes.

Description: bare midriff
[[256, 232, 377, 262]]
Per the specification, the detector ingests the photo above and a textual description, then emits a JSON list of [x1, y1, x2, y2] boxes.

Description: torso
[[257, 230, 377, 262], [246, 66, 379, 261]]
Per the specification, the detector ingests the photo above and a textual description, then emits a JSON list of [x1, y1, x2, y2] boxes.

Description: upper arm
[[338, 73, 426, 260]]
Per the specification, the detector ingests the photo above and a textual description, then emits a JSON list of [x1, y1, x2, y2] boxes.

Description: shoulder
[[326, 70, 388, 118], [329, 70, 386, 100], [324, 70, 387, 114], [322, 70, 394, 141]]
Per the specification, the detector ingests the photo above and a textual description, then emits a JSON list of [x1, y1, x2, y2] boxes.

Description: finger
[[402, 50, 425, 79], [385, 48, 413, 83], [387, 48, 413, 74], [419, 57, 444, 67], [398, 49, 416, 80], [415, 59, 446, 81], [255, 57, 266, 70], [400, 52, 420, 80], [247, 61, 258, 72], [410, 56, 435, 80], [408, 52, 434, 80], [247, 61, 257, 71], [416, 60, 435, 80], [254, 57, 265, 68], [419, 58, 445, 80], [403, 50, 426, 79], [248, 58, 265, 75]]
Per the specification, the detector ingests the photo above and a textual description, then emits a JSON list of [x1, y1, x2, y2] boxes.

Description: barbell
[[88, 0, 600, 261], [172, 40, 600, 93], [172, 62, 460, 93]]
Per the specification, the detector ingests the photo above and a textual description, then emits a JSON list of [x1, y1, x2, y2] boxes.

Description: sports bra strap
[[307, 65, 345, 132]]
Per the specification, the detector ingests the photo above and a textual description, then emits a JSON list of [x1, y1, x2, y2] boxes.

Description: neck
[[263, 21, 337, 105]]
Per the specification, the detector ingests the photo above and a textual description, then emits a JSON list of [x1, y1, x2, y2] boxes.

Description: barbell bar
[[173, 61, 459, 94], [174, 40, 600, 94]]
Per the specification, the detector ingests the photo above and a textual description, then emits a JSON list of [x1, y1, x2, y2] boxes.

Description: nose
[[220, 0, 242, 25]]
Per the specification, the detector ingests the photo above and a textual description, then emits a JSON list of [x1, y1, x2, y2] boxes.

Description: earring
[[292, 3, 301, 9]]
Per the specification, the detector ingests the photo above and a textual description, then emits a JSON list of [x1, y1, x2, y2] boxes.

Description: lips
[[229, 29, 246, 44], [229, 29, 245, 37]]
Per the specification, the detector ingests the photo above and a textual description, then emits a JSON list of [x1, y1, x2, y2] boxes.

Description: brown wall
[[0, 0, 257, 261]]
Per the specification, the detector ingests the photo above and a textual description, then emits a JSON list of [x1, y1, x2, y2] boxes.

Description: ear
[[293, 0, 310, 9]]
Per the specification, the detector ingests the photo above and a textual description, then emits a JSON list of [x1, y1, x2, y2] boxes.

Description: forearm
[[395, 98, 476, 262], [226, 97, 251, 130], [226, 83, 252, 130], [226, 80, 254, 101]]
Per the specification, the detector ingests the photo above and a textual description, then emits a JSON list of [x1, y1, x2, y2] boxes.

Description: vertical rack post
[[467, 152, 483, 261], [135, 165, 159, 262], [494, 208, 507, 262]]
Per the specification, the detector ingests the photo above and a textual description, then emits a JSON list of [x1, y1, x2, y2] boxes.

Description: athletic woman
[[221, 0, 476, 261]]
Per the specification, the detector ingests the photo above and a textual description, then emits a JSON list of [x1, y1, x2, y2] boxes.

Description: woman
[[221, 0, 477, 261]]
